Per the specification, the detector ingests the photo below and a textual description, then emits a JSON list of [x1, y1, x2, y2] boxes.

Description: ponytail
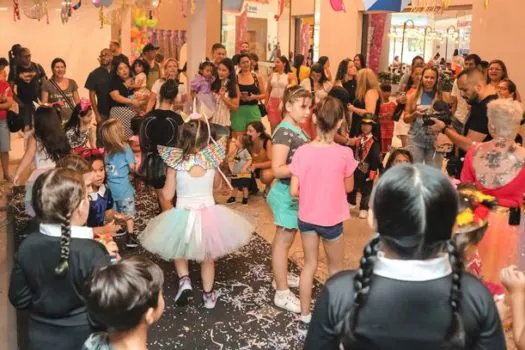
[[55, 212, 72, 277], [445, 240, 466, 349], [341, 235, 380, 347]]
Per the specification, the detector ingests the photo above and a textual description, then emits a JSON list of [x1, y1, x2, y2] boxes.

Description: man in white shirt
[[450, 54, 482, 125]]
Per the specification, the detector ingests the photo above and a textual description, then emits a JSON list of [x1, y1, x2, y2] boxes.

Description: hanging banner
[[235, 6, 248, 54], [299, 23, 310, 57], [367, 13, 387, 73], [363, 0, 410, 12]]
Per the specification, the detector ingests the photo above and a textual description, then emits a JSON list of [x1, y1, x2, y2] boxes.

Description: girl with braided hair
[[305, 164, 505, 349], [9, 168, 111, 350]]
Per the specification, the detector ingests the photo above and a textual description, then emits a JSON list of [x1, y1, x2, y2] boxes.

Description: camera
[[422, 100, 452, 126]]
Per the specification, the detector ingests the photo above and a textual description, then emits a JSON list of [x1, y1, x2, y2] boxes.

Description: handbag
[[252, 73, 267, 117], [7, 110, 24, 132]]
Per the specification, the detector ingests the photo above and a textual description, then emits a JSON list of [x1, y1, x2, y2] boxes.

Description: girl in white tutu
[[139, 115, 253, 309]]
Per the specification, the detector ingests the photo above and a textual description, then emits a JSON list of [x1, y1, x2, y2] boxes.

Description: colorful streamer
[[13, 0, 20, 21]]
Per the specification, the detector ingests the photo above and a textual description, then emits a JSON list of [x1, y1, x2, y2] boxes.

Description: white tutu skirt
[[139, 205, 254, 262]]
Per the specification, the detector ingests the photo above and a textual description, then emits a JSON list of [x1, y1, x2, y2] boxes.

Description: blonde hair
[[487, 99, 524, 138], [356, 68, 381, 101], [100, 119, 127, 154], [414, 66, 442, 102]]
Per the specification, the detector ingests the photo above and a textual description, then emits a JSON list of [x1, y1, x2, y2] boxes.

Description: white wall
[[291, 0, 314, 16], [0, 2, 113, 96], [470, 0, 525, 98]]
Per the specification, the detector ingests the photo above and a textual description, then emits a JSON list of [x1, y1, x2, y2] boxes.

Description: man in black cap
[[142, 43, 160, 90], [109, 41, 129, 67]]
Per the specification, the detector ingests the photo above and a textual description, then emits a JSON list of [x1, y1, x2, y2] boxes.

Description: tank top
[[270, 73, 289, 98], [239, 82, 260, 106]]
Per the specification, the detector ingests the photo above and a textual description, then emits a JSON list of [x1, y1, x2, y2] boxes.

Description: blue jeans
[[408, 141, 442, 168], [298, 219, 343, 241]]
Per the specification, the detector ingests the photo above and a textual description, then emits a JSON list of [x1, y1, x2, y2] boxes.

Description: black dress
[[9, 227, 111, 350], [305, 264, 505, 350]]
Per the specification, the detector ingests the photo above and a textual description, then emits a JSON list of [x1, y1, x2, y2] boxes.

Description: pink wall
[[470, 1, 525, 100], [1, 3, 112, 97]]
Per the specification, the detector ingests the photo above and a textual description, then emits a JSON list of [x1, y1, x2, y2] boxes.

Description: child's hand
[[102, 220, 121, 235], [501, 265, 525, 295]]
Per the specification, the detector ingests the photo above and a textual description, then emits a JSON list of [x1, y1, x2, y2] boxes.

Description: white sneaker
[[348, 203, 356, 210], [175, 277, 192, 306], [359, 210, 368, 219], [300, 313, 312, 324], [274, 289, 301, 313], [271, 273, 300, 289], [203, 290, 218, 310]]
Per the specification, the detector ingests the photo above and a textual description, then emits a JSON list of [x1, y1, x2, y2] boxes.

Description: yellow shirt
[[292, 65, 311, 82]]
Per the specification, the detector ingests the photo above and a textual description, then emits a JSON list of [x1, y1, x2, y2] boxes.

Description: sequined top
[[158, 137, 227, 171]]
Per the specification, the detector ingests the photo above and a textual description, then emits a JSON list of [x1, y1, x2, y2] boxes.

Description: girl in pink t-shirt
[[290, 96, 358, 323]]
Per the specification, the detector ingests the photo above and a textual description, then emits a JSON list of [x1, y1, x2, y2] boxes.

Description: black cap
[[143, 43, 160, 53]]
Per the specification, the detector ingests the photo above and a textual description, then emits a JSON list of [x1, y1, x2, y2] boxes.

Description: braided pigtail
[[341, 235, 380, 348], [54, 212, 73, 277], [445, 240, 466, 350]]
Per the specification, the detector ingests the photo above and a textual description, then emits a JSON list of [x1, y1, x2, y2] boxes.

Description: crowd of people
[[2, 38, 525, 350]]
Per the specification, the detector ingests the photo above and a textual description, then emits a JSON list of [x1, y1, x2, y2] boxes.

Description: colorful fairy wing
[[158, 145, 184, 169], [200, 138, 226, 168]]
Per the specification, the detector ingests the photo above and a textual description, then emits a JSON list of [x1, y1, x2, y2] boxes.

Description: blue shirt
[[105, 146, 135, 201], [87, 185, 114, 228]]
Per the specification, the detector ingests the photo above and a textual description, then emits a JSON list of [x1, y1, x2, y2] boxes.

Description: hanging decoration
[[179, 0, 187, 18], [235, 5, 248, 54], [130, 8, 160, 60], [190, 0, 195, 15], [409, 0, 453, 14], [13, 0, 21, 21], [484, 0, 489, 8], [367, 13, 387, 73], [330, 0, 346, 12], [363, 0, 410, 12], [61, 0, 72, 23], [274, 0, 285, 20], [22, 0, 49, 23]]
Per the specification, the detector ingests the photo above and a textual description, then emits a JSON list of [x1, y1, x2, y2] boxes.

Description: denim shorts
[[0, 119, 10, 152], [114, 197, 136, 218], [298, 219, 344, 241]]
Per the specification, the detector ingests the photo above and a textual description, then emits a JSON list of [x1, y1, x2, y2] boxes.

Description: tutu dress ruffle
[[140, 204, 253, 261], [140, 137, 253, 261]]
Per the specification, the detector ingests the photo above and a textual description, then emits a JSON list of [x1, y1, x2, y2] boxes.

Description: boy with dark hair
[[82, 256, 165, 350]]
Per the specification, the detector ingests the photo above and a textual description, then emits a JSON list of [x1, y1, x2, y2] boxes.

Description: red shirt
[[461, 146, 525, 207], [0, 81, 13, 121]]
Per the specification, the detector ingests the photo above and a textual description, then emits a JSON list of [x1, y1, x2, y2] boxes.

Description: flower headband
[[456, 186, 497, 229], [74, 147, 105, 159]]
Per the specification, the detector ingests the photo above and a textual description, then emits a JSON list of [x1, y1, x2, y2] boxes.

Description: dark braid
[[341, 235, 381, 348], [445, 240, 466, 349], [55, 212, 73, 277]]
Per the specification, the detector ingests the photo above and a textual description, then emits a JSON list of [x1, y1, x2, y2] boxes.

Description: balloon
[[92, 0, 102, 8], [146, 18, 158, 28], [102, 0, 111, 7]]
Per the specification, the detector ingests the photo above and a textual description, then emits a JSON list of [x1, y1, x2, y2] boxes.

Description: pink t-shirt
[[290, 143, 358, 226]]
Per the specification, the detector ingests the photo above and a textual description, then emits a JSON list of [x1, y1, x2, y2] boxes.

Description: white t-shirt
[[451, 79, 470, 124], [300, 79, 333, 104], [151, 79, 186, 109]]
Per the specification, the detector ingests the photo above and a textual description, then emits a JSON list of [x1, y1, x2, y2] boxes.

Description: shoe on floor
[[203, 290, 218, 309], [274, 289, 300, 313], [126, 234, 139, 248], [300, 313, 312, 324], [272, 273, 300, 289], [175, 276, 193, 306], [359, 210, 368, 219], [226, 196, 236, 204], [348, 203, 357, 210], [242, 197, 249, 206]]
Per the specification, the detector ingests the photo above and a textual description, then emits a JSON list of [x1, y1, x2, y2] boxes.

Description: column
[[187, 0, 221, 80]]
